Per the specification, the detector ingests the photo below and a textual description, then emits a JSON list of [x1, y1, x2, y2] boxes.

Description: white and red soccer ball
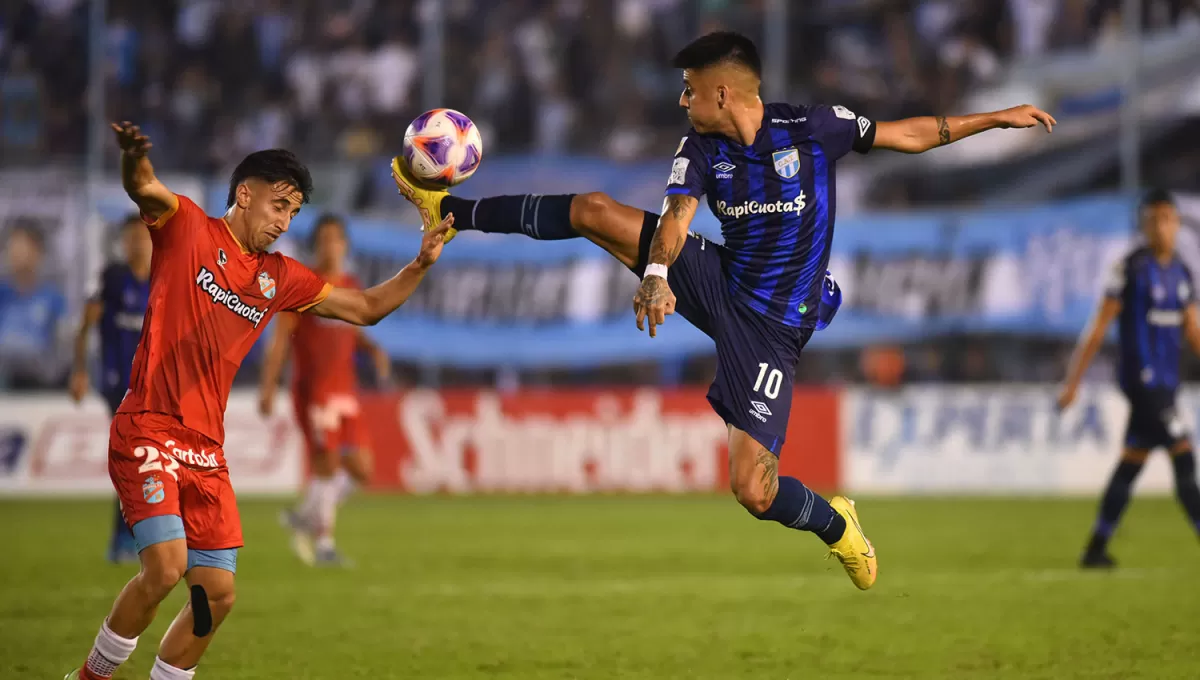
[[402, 108, 483, 188]]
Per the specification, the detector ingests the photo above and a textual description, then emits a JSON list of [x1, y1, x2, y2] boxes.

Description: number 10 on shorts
[[753, 363, 783, 399]]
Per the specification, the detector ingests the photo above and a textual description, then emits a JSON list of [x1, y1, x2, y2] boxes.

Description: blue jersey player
[[69, 214, 152, 564], [391, 31, 1056, 590], [1059, 189, 1200, 568]]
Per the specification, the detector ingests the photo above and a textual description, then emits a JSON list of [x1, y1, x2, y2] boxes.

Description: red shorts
[[108, 413, 243, 550], [292, 391, 369, 457]]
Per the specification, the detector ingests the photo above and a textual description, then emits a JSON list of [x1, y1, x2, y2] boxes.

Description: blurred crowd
[[3, 0, 1199, 169], [3, 0, 1200, 391]]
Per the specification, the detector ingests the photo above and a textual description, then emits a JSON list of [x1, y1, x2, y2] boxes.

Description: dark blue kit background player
[[393, 31, 1056, 590], [70, 215, 152, 564], [1059, 189, 1200, 568]]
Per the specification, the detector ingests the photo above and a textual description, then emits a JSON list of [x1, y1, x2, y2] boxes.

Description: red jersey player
[[258, 214, 390, 566], [68, 123, 452, 680]]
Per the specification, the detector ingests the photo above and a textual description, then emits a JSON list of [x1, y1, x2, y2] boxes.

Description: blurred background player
[[69, 213, 153, 565], [1059, 188, 1200, 568], [68, 122, 451, 680], [393, 31, 1057, 591], [259, 214, 392, 567], [0, 220, 66, 389]]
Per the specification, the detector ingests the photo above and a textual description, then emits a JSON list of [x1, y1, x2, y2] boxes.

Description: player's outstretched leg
[[152, 562, 237, 679], [727, 427, 876, 590], [1168, 443, 1200, 539], [1082, 449, 1148, 568], [391, 159, 647, 270], [72, 537, 188, 679]]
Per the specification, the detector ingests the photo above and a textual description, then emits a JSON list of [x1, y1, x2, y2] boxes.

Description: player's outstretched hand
[[993, 105, 1056, 133], [416, 214, 454, 268], [633, 274, 677, 338], [1056, 383, 1077, 412], [111, 121, 152, 157]]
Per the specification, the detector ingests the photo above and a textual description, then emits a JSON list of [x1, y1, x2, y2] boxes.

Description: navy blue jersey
[[1106, 246, 1194, 391], [666, 102, 875, 327], [91, 263, 150, 400]]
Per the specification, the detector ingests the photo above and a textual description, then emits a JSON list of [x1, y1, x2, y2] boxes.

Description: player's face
[[123, 221, 152, 268], [1141, 202, 1180, 253], [4, 231, 41, 277], [314, 222, 348, 268], [241, 180, 304, 253], [679, 69, 723, 133]]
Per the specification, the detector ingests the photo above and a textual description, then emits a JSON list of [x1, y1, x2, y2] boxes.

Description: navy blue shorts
[[636, 214, 812, 455], [1123, 387, 1189, 451]]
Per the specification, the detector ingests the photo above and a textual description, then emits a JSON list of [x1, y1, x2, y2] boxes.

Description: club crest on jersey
[[143, 475, 165, 504], [258, 272, 277, 300], [773, 149, 800, 179]]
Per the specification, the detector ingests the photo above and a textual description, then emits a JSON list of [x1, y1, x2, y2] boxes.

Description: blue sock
[[756, 476, 847, 545], [1170, 450, 1200, 536], [440, 194, 579, 240], [1087, 460, 1143, 553]]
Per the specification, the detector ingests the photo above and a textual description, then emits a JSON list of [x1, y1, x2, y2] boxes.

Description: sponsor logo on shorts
[[749, 400, 772, 423], [195, 267, 268, 327], [143, 474, 165, 504], [163, 439, 219, 468], [1147, 309, 1182, 326], [715, 194, 807, 220]]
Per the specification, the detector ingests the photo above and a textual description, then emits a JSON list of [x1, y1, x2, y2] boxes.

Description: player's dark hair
[[671, 31, 762, 78], [226, 149, 314, 208], [1139, 188, 1176, 210], [308, 213, 348, 251]]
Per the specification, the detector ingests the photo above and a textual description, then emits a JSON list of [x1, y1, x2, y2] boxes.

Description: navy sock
[[756, 476, 847, 544], [1088, 460, 1144, 552], [110, 499, 134, 552], [1170, 450, 1200, 536], [440, 194, 579, 240]]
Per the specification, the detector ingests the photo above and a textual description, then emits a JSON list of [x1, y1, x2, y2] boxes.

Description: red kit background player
[[69, 123, 453, 680], [258, 214, 391, 566]]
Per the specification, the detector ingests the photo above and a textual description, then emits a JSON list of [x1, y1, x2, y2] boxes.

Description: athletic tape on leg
[[190, 585, 212, 637]]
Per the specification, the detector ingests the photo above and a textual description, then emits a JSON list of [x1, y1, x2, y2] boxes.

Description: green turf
[[1, 495, 1198, 679]]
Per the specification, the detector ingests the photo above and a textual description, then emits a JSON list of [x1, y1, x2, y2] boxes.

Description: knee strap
[[190, 585, 212, 637]]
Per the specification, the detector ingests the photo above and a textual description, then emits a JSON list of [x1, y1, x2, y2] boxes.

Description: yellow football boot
[[827, 495, 877, 590], [390, 156, 454, 242]]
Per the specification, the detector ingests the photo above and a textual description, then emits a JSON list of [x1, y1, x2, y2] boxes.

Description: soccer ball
[[401, 108, 484, 188]]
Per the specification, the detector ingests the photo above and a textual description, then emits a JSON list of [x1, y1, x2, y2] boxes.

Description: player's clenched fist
[[111, 121, 152, 156], [633, 274, 676, 338], [416, 214, 454, 268]]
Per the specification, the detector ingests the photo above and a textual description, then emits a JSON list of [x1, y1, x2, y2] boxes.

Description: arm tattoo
[[648, 195, 694, 267], [756, 447, 779, 507], [935, 116, 951, 145]]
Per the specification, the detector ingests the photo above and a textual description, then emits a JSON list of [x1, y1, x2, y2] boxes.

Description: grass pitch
[[2, 495, 1198, 679]]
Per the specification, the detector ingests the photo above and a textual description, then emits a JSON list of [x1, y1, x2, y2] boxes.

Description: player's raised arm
[[633, 195, 697, 338], [309, 215, 453, 326], [258, 312, 298, 416], [112, 121, 177, 222], [1059, 260, 1125, 410], [872, 105, 1056, 154]]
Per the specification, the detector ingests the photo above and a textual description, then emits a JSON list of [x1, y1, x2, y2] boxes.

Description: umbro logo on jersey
[[195, 267, 268, 328], [217, 249, 228, 267], [713, 161, 736, 179]]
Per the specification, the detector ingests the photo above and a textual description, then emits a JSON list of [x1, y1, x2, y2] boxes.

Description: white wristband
[[643, 263, 668, 281]]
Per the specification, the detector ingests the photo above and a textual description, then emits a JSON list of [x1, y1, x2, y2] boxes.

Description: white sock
[[297, 478, 323, 521], [85, 619, 138, 677], [149, 656, 196, 680], [315, 478, 339, 548], [333, 468, 356, 504]]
